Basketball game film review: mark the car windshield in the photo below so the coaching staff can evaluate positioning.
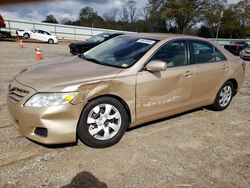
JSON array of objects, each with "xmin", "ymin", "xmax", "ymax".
[
  {"xmin": 82, "ymin": 36, "xmax": 158, "ymax": 68},
  {"xmin": 88, "ymin": 34, "xmax": 108, "ymax": 43}
]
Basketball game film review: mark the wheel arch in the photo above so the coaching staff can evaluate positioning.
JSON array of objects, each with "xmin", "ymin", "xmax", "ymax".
[
  {"xmin": 48, "ymin": 38, "xmax": 54, "ymax": 43},
  {"xmin": 89, "ymin": 94, "xmax": 131, "ymax": 124},
  {"xmin": 23, "ymin": 32, "xmax": 30, "ymax": 37},
  {"xmin": 76, "ymin": 94, "xmax": 132, "ymax": 136},
  {"xmin": 227, "ymin": 78, "xmax": 238, "ymax": 96}
]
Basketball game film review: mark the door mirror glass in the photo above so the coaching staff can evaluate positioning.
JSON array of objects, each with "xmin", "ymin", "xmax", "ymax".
[{"xmin": 146, "ymin": 60, "xmax": 167, "ymax": 72}]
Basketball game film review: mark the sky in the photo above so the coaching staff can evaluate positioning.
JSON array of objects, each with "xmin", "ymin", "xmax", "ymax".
[{"xmin": 0, "ymin": 0, "xmax": 240, "ymax": 23}]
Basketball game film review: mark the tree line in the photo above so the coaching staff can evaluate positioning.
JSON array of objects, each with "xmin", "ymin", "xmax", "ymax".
[{"xmin": 43, "ymin": 0, "xmax": 250, "ymax": 38}]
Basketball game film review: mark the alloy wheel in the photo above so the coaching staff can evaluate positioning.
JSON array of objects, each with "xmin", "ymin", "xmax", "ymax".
[
  {"xmin": 87, "ymin": 104, "xmax": 122, "ymax": 140},
  {"xmin": 219, "ymin": 85, "xmax": 232, "ymax": 107}
]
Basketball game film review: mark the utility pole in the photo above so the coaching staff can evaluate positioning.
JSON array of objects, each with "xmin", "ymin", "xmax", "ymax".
[{"xmin": 216, "ymin": 11, "xmax": 224, "ymax": 42}]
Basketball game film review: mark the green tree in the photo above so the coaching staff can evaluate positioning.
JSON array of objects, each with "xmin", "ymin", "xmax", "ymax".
[
  {"xmin": 77, "ymin": 7, "xmax": 104, "ymax": 27},
  {"xmin": 203, "ymin": 2, "xmax": 226, "ymax": 38},
  {"xmin": 197, "ymin": 25, "xmax": 212, "ymax": 38},
  {"xmin": 43, "ymin": 14, "xmax": 58, "ymax": 24},
  {"xmin": 162, "ymin": 0, "xmax": 223, "ymax": 34},
  {"xmin": 60, "ymin": 18, "xmax": 73, "ymax": 25},
  {"xmin": 147, "ymin": 0, "xmax": 167, "ymax": 32},
  {"xmin": 232, "ymin": 0, "xmax": 250, "ymax": 37},
  {"xmin": 78, "ymin": 7, "xmax": 98, "ymax": 21},
  {"xmin": 220, "ymin": 8, "xmax": 241, "ymax": 38}
]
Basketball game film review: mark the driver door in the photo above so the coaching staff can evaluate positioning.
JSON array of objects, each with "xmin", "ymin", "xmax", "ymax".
[{"xmin": 136, "ymin": 40, "xmax": 194, "ymax": 121}]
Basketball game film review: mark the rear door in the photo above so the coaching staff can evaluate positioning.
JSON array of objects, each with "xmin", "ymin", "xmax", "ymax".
[
  {"xmin": 30, "ymin": 30, "xmax": 40, "ymax": 41},
  {"xmin": 189, "ymin": 40, "xmax": 229, "ymax": 105},
  {"xmin": 38, "ymin": 30, "xmax": 49, "ymax": 42}
]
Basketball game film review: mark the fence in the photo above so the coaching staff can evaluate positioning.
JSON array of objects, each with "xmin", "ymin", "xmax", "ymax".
[
  {"xmin": 1, "ymin": 19, "xmax": 250, "ymax": 44},
  {"xmin": 2, "ymin": 19, "xmax": 134, "ymax": 40},
  {"xmin": 210, "ymin": 38, "xmax": 250, "ymax": 46}
]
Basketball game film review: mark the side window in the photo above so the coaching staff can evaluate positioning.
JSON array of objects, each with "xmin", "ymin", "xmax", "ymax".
[
  {"xmin": 44, "ymin": 31, "xmax": 50, "ymax": 35},
  {"xmin": 150, "ymin": 40, "xmax": 188, "ymax": 68},
  {"xmin": 214, "ymin": 47, "xmax": 227, "ymax": 61},
  {"xmin": 191, "ymin": 41, "xmax": 215, "ymax": 64}
]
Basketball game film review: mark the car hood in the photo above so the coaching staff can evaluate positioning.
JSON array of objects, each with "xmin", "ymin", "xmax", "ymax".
[{"xmin": 15, "ymin": 56, "xmax": 123, "ymax": 92}]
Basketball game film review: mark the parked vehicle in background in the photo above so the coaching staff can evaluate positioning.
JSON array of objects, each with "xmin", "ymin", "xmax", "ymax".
[
  {"xmin": 240, "ymin": 47, "xmax": 250, "ymax": 60},
  {"xmin": 16, "ymin": 29, "xmax": 58, "ymax": 44},
  {"xmin": 8, "ymin": 34, "xmax": 245, "ymax": 148},
  {"xmin": 16, "ymin": 29, "xmax": 33, "ymax": 39},
  {"xmin": 69, "ymin": 32, "xmax": 124, "ymax": 55},
  {"xmin": 0, "ymin": 14, "xmax": 12, "ymax": 38},
  {"xmin": 224, "ymin": 41, "xmax": 249, "ymax": 56}
]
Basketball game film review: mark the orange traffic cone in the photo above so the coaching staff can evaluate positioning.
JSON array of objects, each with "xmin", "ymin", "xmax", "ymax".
[
  {"xmin": 35, "ymin": 47, "xmax": 43, "ymax": 61},
  {"xmin": 19, "ymin": 40, "xmax": 24, "ymax": 48}
]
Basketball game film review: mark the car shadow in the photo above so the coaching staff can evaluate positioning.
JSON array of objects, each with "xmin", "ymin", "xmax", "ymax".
[
  {"xmin": 127, "ymin": 107, "xmax": 204, "ymax": 132},
  {"xmin": 61, "ymin": 171, "xmax": 107, "ymax": 188},
  {"xmin": 27, "ymin": 138, "xmax": 78, "ymax": 149}
]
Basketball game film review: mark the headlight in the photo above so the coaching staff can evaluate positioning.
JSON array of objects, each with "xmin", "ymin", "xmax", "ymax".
[{"xmin": 24, "ymin": 92, "xmax": 78, "ymax": 107}]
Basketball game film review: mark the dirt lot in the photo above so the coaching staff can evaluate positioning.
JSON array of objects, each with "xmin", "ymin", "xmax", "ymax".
[{"xmin": 0, "ymin": 41, "xmax": 249, "ymax": 188}]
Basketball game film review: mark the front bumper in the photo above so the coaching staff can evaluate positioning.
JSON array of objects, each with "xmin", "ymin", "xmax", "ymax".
[
  {"xmin": 240, "ymin": 51, "xmax": 250, "ymax": 60},
  {"xmin": 69, "ymin": 45, "xmax": 77, "ymax": 55},
  {"xmin": 7, "ymin": 79, "xmax": 84, "ymax": 144}
]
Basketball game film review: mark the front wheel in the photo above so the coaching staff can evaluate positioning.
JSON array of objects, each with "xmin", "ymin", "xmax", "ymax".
[
  {"xmin": 48, "ymin": 39, "xmax": 54, "ymax": 44},
  {"xmin": 23, "ymin": 33, "xmax": 30, "ymax": 39},
  {"xmin": 77, "ymin": 97, "xmax": 129, "ymax": 148},
  {"xmin": 209, "ymin": 81, "xmax": 234, "ymax": 111}
]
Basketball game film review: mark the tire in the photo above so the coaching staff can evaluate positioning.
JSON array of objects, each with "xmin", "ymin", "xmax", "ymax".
[
  {"xmin": 77, "ymin": 97, "xmax": 129, "ymax": 148},
  {"xmin": 48, "ymin": 39, "xmax": 54, "ymax": 44},
  {"xmin": 23, "ymin": 33, "xmax": 30, "ymax": 39},
  {"xmin": 209, "ymin": 81, "xmax": 234, "ymax": 111}
]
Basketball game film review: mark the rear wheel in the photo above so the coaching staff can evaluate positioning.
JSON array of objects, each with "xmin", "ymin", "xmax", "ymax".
[
  {"xmin": 48, "ymin": 39, "xmax": 54, "ymax": 44},
  {"xmin": 209, "ymin": 81, "xmax": 234, "ymax": 111},
  {"xmin": 23, "ymin": 33, "xmax": 30, "ymax": 39},
  {"xmin": 77, "ymin": 97, "xmax": 129, "ymax": 148}
]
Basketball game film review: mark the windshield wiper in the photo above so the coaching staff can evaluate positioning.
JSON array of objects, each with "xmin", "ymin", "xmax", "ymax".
[
  {"xmin": 79, "ymin": 54, "xmax": 103, "ymax": 65},
  {"xmin": 85, "ymin": 57, "xmax": 102, "ymax": 65}
]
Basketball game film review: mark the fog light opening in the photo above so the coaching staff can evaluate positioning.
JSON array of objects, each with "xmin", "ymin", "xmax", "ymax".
[{"xmin": 34, "ymin": 127, "xmax": 48, "ymax": 137}]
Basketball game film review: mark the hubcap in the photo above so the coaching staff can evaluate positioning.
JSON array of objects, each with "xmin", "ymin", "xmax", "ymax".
[
  {"xmin": 219, "ymin": 85, "xmax": 232, "ymax": 107},
  {"xmin": 87, "ymin": 104, "xmax": 121, "ymax": 140}
]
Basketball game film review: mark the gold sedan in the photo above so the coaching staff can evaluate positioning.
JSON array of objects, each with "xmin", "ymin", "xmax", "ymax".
[{"xmin": 8, "ymin": 34, "xmax": 246, "ymax": 148}]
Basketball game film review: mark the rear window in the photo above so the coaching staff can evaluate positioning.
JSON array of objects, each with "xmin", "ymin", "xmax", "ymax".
[
  {"xmin": 190, "ymin": 40, "xmax": 227, "ymax": 64},
  {"xmin": 214, "ymin": 47, "xmax": 227, "ymax": 61}
]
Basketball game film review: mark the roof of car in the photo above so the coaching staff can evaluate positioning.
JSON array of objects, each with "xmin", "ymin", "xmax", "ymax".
[
  {"xmin": 101, "ymin": 32, "xmax": 124, "ymax": 36},
  {"xmin": 125, "ymin": 33, "xmax": 206, "ymax": 41}
]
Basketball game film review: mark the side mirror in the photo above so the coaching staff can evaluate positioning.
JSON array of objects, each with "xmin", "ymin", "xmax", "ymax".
[{"xmin": 146, "ymin": 60, "xmax": 167, "ymax": 72}]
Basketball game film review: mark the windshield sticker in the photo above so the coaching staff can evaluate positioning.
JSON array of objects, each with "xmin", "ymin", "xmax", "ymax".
[
  {"xmin": 136, "ymin": 39, "xmax": 156, "ymax": 45},
  {"xmin": 121, "ymin": 63, "xmax": 129, "ymax": 67}
]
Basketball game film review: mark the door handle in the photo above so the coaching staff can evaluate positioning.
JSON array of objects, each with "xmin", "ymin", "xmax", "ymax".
[
  {"xmin": 184, "ymin": 71, "xmax": 192, "ymax": 77},
  {"xmin": 222, "ymin": 64, "xmax": 229, "ymax": 70}
]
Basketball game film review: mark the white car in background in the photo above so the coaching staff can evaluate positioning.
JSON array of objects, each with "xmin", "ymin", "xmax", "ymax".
[{"xmin": 16, "ymin": 29, "xmax": 58, "ymax": 44}]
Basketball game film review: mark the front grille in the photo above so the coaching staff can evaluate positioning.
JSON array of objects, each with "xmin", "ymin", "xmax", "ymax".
[{"xmin": 8, "ymin": 87, "xmax": 29, "ymax": 104}]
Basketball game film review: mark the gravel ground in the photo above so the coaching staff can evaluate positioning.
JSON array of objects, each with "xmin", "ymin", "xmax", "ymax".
[{"xmin": 0, "ymin": 41, "xmax": 249, "ymax": 188}]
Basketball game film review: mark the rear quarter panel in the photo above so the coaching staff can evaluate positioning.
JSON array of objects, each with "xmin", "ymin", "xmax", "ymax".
[{"xmin": 228, "ymin": 57, "xmax": 245, "ymax": 91}]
